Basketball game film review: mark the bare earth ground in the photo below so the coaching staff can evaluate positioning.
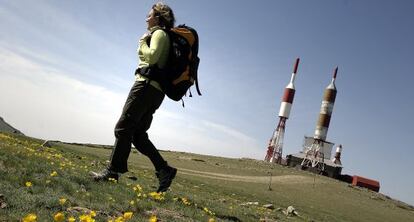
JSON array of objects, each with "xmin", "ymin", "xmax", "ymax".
[{"xmin": 177, "ymin": 168, "xmax": 315, "ymax": 184}]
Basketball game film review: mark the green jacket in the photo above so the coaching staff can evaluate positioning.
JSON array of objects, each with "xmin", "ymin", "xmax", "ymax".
[{"xmin": 136, "ymin": 26, "xmax": 170, "ymax": 91}]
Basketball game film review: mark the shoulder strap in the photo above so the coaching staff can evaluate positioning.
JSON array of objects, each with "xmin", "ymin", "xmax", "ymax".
[
  {"xmin": 193, "ymin": 57, "xmax": 202, "ymax": 96},
  {"xmin": 178, "ymin": 25, "xmax": 202, "ymax": 96}
]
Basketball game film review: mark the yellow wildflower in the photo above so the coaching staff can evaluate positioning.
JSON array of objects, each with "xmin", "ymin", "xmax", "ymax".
[
  {"xmin": 135, "ymin": 184, "xmax": 142, "ymax": 192},
  {"xmin": 90, "ymin": 211, "xmax": 97, "ymax": 217},
  {"xmin": 54, "ymin": 154, "xmax": 63, "ymax": 158},
  {"xmin": 114, "ymin": 216, "xmax": 124, "ymax": 222},
  {"xmin": 53, "ymin": 212, "xmax": 65, "ymax": 222},
  {"xmin": 203, "ymin": 207, "xmax": 215, "ymax": 216},
  {"xmin": 208, "ymin": 218, "xmax": 216, "ymax": 222},
  {"xmin": 148, "ymin": 192, "xmax": 164, "ymax": 201},
  {"xmin": 149, "ymin": 215, "xmax": 157, "ymax": 222},
  {"xmin": 79, "ymin": 214, "xmax": 95, "ymax": 222},
  {"xmin": 59, "ymin": 198, "xmax": 67, "ymax": 205},
  {"xmin": 129, "ymin": 200, "xmax": 135, "ymax": 205},
  {"xmin": 181, "ymin": 197, "xmax": 191, "ymax": 206},
  {"xmin": 68, "ymin": 216, "xmax": 76, "ymax": 222},
  {"xmin": 79, "ymin": 215, "xmax": 87, "ymax": 222},
  {"xmin": 25, "ymin": 181, "xmax": 33, "ymax": 187},
  {"xmin": 123, "ymin": 212, "xmax": 133, "ymax": 220},
  {"xmin": 50, "ymin": 171, "xmax": 58, "ymax": 177},
  {"xmin": 108, "ymin": 178, "xmax": 117, "ymax": 183},
  {"xmin": 22, "ymin": 213, "xmax": 37, "ymax": 222}
]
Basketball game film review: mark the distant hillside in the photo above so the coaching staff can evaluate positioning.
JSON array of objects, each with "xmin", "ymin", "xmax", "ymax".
[{"xmin": 0, "ymin": 117, "xmax": 24, "ymax": 135}]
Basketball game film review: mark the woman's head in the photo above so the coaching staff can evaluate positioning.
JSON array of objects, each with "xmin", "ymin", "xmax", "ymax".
[{"xmin": 146, "ymin": 2, "xmax": 175, "ymax": 30}]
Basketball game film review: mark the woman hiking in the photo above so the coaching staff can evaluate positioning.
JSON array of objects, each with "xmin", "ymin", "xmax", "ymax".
[{"xmin": 91, "ymin": 2, "xmax": 177, "ymax": 193}]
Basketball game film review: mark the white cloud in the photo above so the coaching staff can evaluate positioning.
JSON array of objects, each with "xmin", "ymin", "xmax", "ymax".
[
  {"xmin": 0, "ymin": 1, "xmax": 132, "ymax": 90},
  {"xmin": 201, "ymin": 120, "xmax": 256, "ymax": 144},
  {"xmin": 0, "ymin": 47, "xmax": 124, "ymax": 144},
  {"xmin": 150, "ymin": 110, "xmax": 263, "ymax": 159},
  {"xmin": 0, "ymin": 46, "xmax": 263, "ymax": 159}
]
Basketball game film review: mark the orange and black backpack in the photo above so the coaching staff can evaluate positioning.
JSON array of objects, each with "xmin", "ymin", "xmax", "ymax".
[
  {"xmin": 138, "ymin": 24, "xmax": 201, "ymax": 103},
  {"xmin": 165, "ymin": 25, "xmax": 201, "ymax": 101}
]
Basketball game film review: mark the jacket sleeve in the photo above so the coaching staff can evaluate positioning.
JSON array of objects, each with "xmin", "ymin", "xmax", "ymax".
[{"xmin": 139, "ymin": 30, "xmax": 168, "ymax": 65}]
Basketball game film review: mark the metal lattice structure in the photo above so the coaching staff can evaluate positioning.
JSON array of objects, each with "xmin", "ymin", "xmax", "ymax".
[
  {"xmin": 265, "ymin": 118, "xmax": 286, "ymax": 163},
  {"xmin": 300, "ymin": 68, "xmax": 339, "ymax": 173},
  {"xmin": 264, "ymin": 58, "xmax": 300, "ymax": 164},
  {"xmin": 301, "ymin": 139, "xmax": 326, "ymax": 172}
]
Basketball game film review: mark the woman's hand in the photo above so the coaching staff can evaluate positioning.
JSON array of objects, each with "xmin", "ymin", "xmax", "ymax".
[{"xmin": 139, "ymin": 32, "xmax": 151, "ymax": 43}]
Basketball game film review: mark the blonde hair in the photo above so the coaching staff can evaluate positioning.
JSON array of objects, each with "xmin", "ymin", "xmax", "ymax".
[{"xmin": 152, "ymin": 2, "xmax": 175, "ymax": 29}]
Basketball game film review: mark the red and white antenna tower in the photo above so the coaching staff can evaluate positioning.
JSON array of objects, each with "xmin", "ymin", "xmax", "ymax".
[
  {"xmin": 265, "ymin": 58, "xmax": 300, "ymax": 163},
  {"xmin": 301, "ymin": 67, "xmax": 338, "ymax": 171}
]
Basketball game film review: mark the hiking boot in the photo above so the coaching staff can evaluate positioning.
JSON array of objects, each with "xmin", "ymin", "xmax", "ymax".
[
  {"xmin": 156, "ymin": 166, "xmax": 177, "ymax": 192},
  {"xmin": 90, "ymin": 168, "xmax": 120, "ymax": 182}
]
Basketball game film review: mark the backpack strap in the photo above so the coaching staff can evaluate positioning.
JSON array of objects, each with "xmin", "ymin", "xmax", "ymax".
[
  {"xmin": 193, "ymin": 57, "xmax": 202, "ymax": 96},
  {"xmin": 183, "ymin": 25, "xmax": 202, "ymax": 96}
]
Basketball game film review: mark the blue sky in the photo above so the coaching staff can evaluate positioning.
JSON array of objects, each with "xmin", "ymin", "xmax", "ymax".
[{"xmin": 1, "ymin": 0, "xmax": 413, "ymax": 205}]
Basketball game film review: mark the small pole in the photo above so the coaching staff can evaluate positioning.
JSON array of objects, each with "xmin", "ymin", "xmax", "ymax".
[{"xmin": 268, "ymin": 171, "xmax": 273, "ymax": 191}]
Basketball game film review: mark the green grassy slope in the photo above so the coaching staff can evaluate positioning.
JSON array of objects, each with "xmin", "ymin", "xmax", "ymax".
[{"xmin": 0, "ymin": 133, "xmax": 413, "ymax": 222}]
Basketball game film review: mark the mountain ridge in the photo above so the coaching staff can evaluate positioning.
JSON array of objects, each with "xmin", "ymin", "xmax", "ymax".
[{"xmin": 0, "ymin": 116, "xmax": 24, "ymax": 135}]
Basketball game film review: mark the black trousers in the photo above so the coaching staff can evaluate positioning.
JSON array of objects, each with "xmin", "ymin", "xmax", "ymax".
[{"xmin": 109, "ymin": 80, "xmax": 167, "ymax": 173}]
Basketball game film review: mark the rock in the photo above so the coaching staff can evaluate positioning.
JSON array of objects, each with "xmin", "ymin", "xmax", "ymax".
[
  {"xmin": 42, "ymin": 140, "xmax": 52, "ymax": 147},
  {"xmin": 262, "ymin": 204, "xmax": 275, "ymax": 209},
  {"xmin": 259, "ymin": 217, "xmax": 278, "ymax": 222},
  {"xmin": 67, "ymin": 206, "xmax": 92, "ymax": 214},
  {"xmin": 90, "ymin": 160, "xmax": 99, "ymax": 166},
  {"xmin": 241, "ymin": 201, "xmax": 259, "ymax": 206},
  {"xmin": 80, "ymin": 184, "xmax": 86, "ymax": 192},
  {"xmin": 283, "ymin": 206, "xmax": 298, "ymax": 216},
  {"xmin": 370, "ymin": 195, "xmax": 384, "ymax": 201},
  {"xmin": 0, "ymin": 194, "xmax": 6, "ymax": 209}
]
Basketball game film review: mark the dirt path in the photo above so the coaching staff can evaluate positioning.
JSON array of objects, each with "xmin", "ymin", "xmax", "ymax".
[{"xmin": 177, "ymin": 168, "xmax": 318, "ymax": 184}]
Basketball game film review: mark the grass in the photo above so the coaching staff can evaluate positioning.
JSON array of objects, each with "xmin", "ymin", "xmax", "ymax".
[{"xmin": 0, "ymin": 132, "xmax": 413, "ymax": 222}]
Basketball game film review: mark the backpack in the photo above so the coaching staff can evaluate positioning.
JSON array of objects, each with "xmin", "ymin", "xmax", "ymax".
[
  {"xmin": 137, "ymin": 25, "xmax": 201, "ymax": 102},
  {"xmin": 164, "ymin": 25, "xmax": 201, "ymax": 101}
]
